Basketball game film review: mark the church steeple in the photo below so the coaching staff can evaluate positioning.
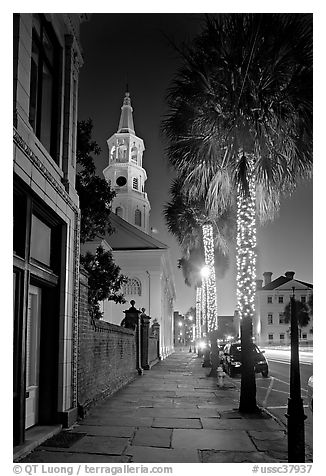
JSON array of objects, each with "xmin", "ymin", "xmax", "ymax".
[
  {"xmin": 118, "ymin": 90, "xmax": 135, "ymax": 134},
  {"xmin": 103, "ymin": 90, "xmax": 151, "ymax": 234}
]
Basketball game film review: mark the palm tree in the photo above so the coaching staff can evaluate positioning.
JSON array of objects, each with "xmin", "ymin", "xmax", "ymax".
[
  {"xmin": 165, "ymin": 177, "xmax": 235, "ymax": 333},
  {"xmin": 164, "ymin": 177, "xmax": 235, "ymax": 371},
  {"xmin": 284, "ymin": 300, "xmax": 311, "ymax": 331},
  {"xmin": 162, "ymin": 14, "xmax": 312, "ymax": 412}
]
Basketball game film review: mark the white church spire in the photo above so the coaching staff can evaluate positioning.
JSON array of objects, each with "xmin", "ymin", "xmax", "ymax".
[
  {"xmin": 103, "ymin": 90, "xmax": 151, "ymax": 234},
  {"xmin": 118, "ymin": 90, "xmax": 135, "ymax": 134}
]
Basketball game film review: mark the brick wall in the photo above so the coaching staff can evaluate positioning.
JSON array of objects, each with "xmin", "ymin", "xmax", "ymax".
[{"xmin": 78, "ymin": 269, "xmax": 138, "ymax": 416}]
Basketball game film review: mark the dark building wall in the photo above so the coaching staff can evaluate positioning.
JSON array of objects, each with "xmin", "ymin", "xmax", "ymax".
[{"xmin": 78, "ymin": 269, "xmax": 138, "ymax": 415}]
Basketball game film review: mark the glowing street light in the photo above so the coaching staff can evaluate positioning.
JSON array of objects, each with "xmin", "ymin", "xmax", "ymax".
[{"xmin": 201, "ymin": 265, "xmax": 210, "ymax": 279}]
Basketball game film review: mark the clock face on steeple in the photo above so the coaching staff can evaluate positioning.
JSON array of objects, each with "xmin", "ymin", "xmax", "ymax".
[{"xmin": 116, "ymin": 176, "xmax": 127, "ymax": 186}]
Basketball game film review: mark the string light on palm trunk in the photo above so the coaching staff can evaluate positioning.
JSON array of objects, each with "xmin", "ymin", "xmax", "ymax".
[
  {"xmin": 202, "ymin": 224, "xmax": 218, "ymax": 332},
  {"xmin": 201, "ymin": 277, "xmax": 207, "ymax": 337},
  {"xmin": 236, "ymin": 155, "xmax": 257, "ymax": 320},
  {"xmin": 195, "ymin": 285, "xmax": 202, "ymax": 340}
]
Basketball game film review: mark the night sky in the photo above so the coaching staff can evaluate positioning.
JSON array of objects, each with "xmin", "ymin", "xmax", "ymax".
[{"xmin": 78, "ymin": 13, "xmax": 313, "ymax": 316}]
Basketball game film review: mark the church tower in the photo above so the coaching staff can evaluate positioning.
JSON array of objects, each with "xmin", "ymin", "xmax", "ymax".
[{"xmin": 103, "ymin": 91, "xmax": 151, "ymax": 234}]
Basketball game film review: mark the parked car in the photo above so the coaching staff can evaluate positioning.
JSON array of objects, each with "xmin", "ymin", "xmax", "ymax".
[
  {"xmin": 222, "ymin": 342, "xmax": 269, "ymax": 378},
  {"xmin": 307, "ymin": 376, "xmax": 313, "ymax": 411}
]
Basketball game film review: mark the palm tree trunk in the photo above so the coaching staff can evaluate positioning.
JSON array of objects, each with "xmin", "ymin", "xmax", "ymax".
[
  {"xmin": 202, "ymin": 223, "xmax": 218, "ymax": 332},
  {"xmin": 239, "ymin": 317, "xmax": 258, "ymax": 412},
  {"xmin": 237, "ymin": 156, "xmax": 259, "ymax": 412},
  {"xmin": 195, "ymin": 285, "xmax": 202, "ymax": 352}
]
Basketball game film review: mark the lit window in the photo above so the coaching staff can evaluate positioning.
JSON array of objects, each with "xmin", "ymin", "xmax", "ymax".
[
  {"xmin": 135, "ymin": 209, "xmax": 141, "ymax": 226},
  {"xmin": 278, "ymin": 296, "xmax": 284, "ymax": 303},
  {"xmin": 123, "ymin": 278, "xmax": 141, "ymax": 296},
  {"xmin": 267, "ymin": 313, "xmax": 273, "ymax": 325},
  {"xmin": 132, "ymin": 178, "xmax": 138, "ymax": 190},
  {"xmin": 279, "ymin": 313, "xmax": 286, "ymax": 324},
  {"xmin": 268, "ymin": 334, "xmax": 274, "ymax": 340},
  {"xmin": 267, "ymin": 296, "xmax": 272, "ymax": 304}
]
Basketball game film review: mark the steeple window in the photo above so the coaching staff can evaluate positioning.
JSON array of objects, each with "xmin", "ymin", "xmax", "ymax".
[
  {"xmin": 131, "ymin": 144, "xmax": 138, "ymax": 163},
  {"xmin": 132, "ymin": 177, "xmax": 139, "ymax": 190},
  {"xmin": 110, "ymin": 146, "xmax": 116, "ymax": 162},
  {"xmin": 135, "ymin": 209, "xmax": 142, "ymax": 227},
  {"xmin": 117, "ymin": 141, "xmax": 128, "ymax": 162}
]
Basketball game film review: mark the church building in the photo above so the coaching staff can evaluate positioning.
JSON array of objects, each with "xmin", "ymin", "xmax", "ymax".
[{"xmin": 101, "ymin": 91, "xmax": 176, "ymax": 359}]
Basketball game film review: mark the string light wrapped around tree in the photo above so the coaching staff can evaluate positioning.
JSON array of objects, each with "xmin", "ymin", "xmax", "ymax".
[
  {"xmin": 195, "ymin": 285, "xmax": 202, "ymax": 340},
  {"xmin": 236, "ymin": 155, "xmax": 257, "ymax": 321},
  {"xmin": 202, "ymin": 224, "xmax": 218, "ymax": 332},
  {"xmin": 201, "ymin": 276, "xmax": 207, "ymax": 338}
]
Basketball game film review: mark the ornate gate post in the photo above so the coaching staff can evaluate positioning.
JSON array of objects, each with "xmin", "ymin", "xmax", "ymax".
[
  {"xmin": 151, "ymin": 321, "xmax": 161, "ymax": 361},
  {"xmin": 122, "ymin": 300, "xmax": 143, "ymax": 375},
  {"xmin": 140, "ymin": 308, "xmax": 151, "ymax": 370}
]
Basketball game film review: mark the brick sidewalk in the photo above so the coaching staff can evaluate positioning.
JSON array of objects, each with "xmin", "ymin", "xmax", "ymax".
[{"xmin": 18, "ymin": 350, "xmax": 289, "ymax": 463}]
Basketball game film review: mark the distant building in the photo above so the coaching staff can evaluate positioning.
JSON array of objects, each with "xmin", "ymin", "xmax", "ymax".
[
  {"xmin": 173, "ymin": 312, "xmax": 185, "ymax": 345},
  {"xmin": 217, "ymin": 315, "xmax": 238, "ymax": 342},
  {"xmin": 173, "ymin": 311, "xmax": 195, "ymax": 346},
  {"xmin": 100, "ymin": 92, "xmax": 176, "ymax": 358},
  {"xmin": 13, "ymin": 14, "xmax": 88, "ymax": 447},
  {"xmin": 254, "ymin": 271, "xmax": 313, "ymax": 346}
]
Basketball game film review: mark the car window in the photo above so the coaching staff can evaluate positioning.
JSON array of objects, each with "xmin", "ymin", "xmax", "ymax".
[
  {"xmin": 230, "ymin": 344, "xmax": 262, "ymax": 355},
  {"xmin": 230, "ymin": 345, "xmax": 241, "ymax": 357}
]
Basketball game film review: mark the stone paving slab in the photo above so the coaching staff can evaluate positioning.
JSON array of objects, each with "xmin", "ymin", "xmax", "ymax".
[
  {"xmin": 124, "ymin": 445, "xmax": 200, "ymax": 463},
  {"xmin": 21, "ymin": 449, "xmax": 131, "ymax": 463},
  {"xmin": 132, "ymin": 428, "xmax": 172, "ymax": 448},
  {"xmin": 248, "ymin": 430, "xmax": 288, "ymax": 461},
  {"xmin": 79, "ymin": 416, "xmax": 154, "ymax": 427},
  {"xmin": 152, "ymin": 418, "xmax": 202, "ymax": 429},
  {"xmin": 201, "ymin": 417, "xmax": 283, "ymax": 430},
  {"xmin": 172, "ymin": 429, "xmax": 257, "ymax": 451},
  {"xmin": 131, "ymin": 407, "xmax": 218, "ymax": 418},
  {"xmin": 40, "ymin": 435, "xmax": 129, "ymax": 455},
  {"xmin": 200, "ymin": 450, "xmax": 282, "ymax": 463},
  {"xmin": 71, "ymin": 425, "xmax": 135, "ymax": 438},
  {"xmin": 219, "ymin": 409, "xmax": 271, "ymax": 419}
]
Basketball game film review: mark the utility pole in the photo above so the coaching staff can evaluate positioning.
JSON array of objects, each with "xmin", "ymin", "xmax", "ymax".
[{"xmin": 286, "ymin": 287, "xmax": 306, "ymax": 462}]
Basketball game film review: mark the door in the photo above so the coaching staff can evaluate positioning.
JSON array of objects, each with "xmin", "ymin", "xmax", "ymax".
[{"xmin": 25, "ymin": 285, "xmax": 42, "ymax": 429}]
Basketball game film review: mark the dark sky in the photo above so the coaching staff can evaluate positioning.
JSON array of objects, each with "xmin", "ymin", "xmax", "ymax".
[{"xmin": 78, "ymin": 13, "xmax": 313, "ymax": 316}]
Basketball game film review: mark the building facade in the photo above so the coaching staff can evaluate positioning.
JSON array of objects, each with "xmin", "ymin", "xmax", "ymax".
[
  {"xmin": 254, "ymin": 271, "xmax": 313, "ymax": 346},
  {"xmin": 101, "ymin": 92, "xmax": 176, "ymax": 359},
  {"xmin": 13, "ymin": 13, "xmax": 87, "ymax": 447}
]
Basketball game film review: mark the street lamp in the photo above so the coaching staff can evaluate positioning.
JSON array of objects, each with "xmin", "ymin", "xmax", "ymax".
[
  {"xmin": 286, "ymin": 287, "xmax": 306, "ymax": 462},
  {"xmin": 201, "ymin": 265, "xmax": 210, "ymax": 279}
]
